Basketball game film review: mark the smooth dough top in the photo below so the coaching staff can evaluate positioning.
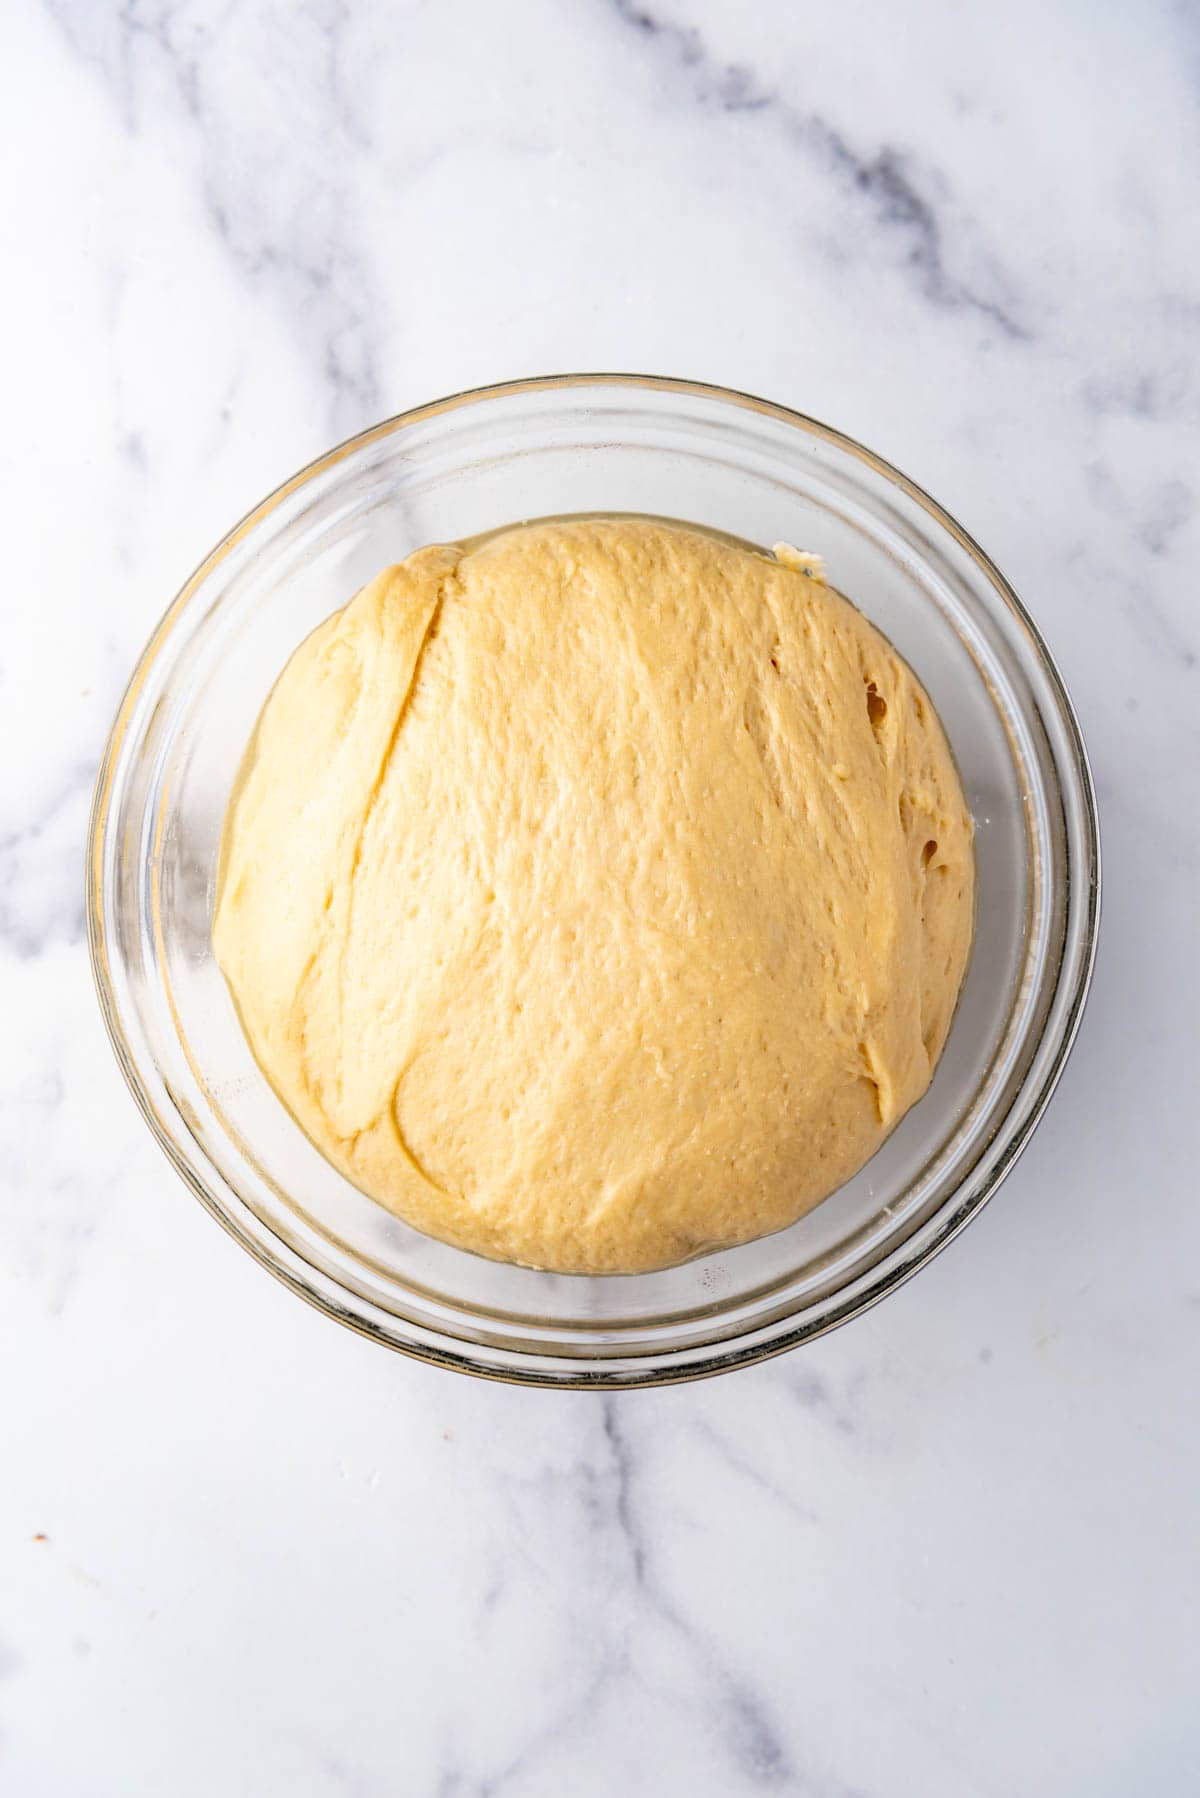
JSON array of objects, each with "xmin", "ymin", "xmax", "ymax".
[{"xmin": 214, "ymin": 519, "xmax": 974, "ymax": 1273}]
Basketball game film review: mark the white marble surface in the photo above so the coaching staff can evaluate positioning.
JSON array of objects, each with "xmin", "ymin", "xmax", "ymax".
[{"xmin": 2, "ymin": 0, "xmax": 1198, "ymax": 1791}]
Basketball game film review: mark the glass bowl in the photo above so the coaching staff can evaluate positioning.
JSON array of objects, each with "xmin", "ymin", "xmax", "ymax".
[{"xmin": 88, "ymin": 375, "xmax": 1100, "ymax": 1387}]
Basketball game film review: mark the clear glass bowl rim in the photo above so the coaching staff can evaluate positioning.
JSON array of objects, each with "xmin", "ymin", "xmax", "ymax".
[{"xmin": 87, "ymin": 372, "xmax": 1101, "ymax": 1387}]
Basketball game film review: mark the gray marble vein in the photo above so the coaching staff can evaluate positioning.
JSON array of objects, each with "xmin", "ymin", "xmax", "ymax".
[
  {"xmin": 46, "ymin": 0, "xmax": 387, "ymax": 433},
  {"xmin": 608, "ymin": 0, "xmax": 1030, "ymax": 338},
  {"xmin": 0, "ymin": 759, "xmax": 93, "ymax": 957}
]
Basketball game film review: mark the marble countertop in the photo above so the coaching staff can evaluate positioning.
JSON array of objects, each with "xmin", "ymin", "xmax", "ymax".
[{"xmin": 3, "ymin": 1, "xmax": 1198, "ymax": 1792}]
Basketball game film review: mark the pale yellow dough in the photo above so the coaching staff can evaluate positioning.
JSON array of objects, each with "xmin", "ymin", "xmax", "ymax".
[{"xmin": 214, "ymin": 519, "xmax": 974, "ymax": 1273}]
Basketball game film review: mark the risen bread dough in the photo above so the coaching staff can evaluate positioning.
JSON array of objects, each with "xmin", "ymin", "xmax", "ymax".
[{"xmin": 214, "ymin": 519, "xmax": 974, "ymax": 1273}]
